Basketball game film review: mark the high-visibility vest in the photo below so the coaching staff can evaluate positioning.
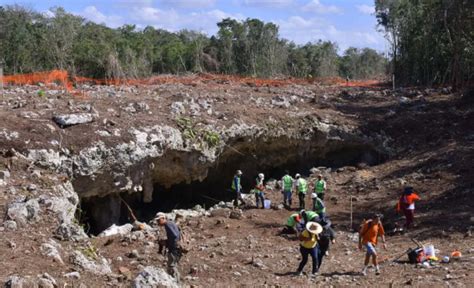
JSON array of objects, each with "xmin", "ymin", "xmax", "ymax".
[
  {"xmin": 304, "ymin": 211, "xmax": 319, "ymax": 221},
  {"xmin": 231, "ymin": 176, "xmax": 241, "ymax": 191},
  {"xmin": 315, "ymin": 180, "xmax": 325, "ymax": 193},
  {"xmin": 313, "ymin": 199, "xmax": 326, "ymax": 214},
  {"xmin": 298, "ymin": 178, "xmax": 308, "ymax": 194},
  {"xmin": 282, "ymin": 175, "xmax": 293, "ymax": 190}
]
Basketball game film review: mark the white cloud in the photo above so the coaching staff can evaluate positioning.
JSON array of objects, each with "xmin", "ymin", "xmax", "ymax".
[
  {"xmin": 159, "ymin": 0, "xmax": 217, "ymax": 9},
  {"xmin": 239, "ymin": 0, "xmax": 294, "ymax": 7},
  {"xmin": 130, "ymin": 7, "xmax": 242, "ymax": 34},
  {"xmin": 356, "ymin": 4, "xmax": 374, "ymax": 15},
  {"xmin": 81, "ymin": 6, "xmax": 124, "ymax": 28},
  {"xmin": 302, "ymin": 0, "xmax": 341, "ymax": 14},
  {"xmin": 276, "ymin": 15, "xmax": 385, "ymax": 51}
]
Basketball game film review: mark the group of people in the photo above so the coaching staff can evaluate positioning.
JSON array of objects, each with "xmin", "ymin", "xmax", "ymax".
[{"xmin": 154, "ymin": 168, "xmax": 421, "ymax": 281}]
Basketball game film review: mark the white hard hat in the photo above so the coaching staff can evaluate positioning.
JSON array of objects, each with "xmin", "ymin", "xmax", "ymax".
[
  {"xmin": 236, "ymin": 170, "xmax": 243, "ymax": 175},
  {"xmin": 311, "ymin": 193, "xmax": 317, "ymax": 199},
  {"xmin": 155, "ymin": 212, "xmax": 166, "ymax": 220},
  {"xmin": 295, "ymin": 173, "xmax": 301, "ymax": 178},
  {"xmin": 258, "ymin": 173, "xmax": 264, "ymax": 179}
]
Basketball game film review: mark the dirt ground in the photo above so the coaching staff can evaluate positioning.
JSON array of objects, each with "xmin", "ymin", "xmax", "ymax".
[{"xmin": 0, "ymin": 80, "xmax": 473, "ymax": 287}]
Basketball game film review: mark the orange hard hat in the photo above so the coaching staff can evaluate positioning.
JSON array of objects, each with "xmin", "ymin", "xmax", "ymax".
[{"xmin": 451, "ymin": 251, "xmax": 462, "ymax": 258}]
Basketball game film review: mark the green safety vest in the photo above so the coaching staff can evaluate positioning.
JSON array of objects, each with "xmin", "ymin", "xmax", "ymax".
[
  {"xmin": 313, "ymin": 199, "xmax": 326, "ymax": 214},
  {"xmin": 282, "ymin": 175, "xmax": 293, "ymax": 190},
  {"xmin": 305, "ymin": 211, "xmax": 319, "ymax": 221},
  {"xmin": 287, "ymin": 213, "xmax": 299, "ymax": 227},
  {"xmin": 315, "ymin": 180, "xmax": 325, "ymax": 193},
  {"xmin": 231, "ymin": 176, "xmax": 241, "ymax": 191},
  {"xmin": 298, "ymin": 178, "xmax": 308, "ymax": 194}
]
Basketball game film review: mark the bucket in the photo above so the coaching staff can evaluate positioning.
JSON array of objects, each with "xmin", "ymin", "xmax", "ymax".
[
  {"xmin": 263, "ymin": 199, "xmax": 271, "ymax": 209},
  {"xmin": 424, "ymin": 244, "xmax": 435, "ymax": 257}
]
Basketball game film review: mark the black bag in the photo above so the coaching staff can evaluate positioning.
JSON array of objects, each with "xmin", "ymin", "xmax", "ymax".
[{"xmin": 408, "ymin": 247, "xmax": 424, "ymax": 264}]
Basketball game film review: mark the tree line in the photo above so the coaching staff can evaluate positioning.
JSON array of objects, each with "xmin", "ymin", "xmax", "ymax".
[
  {"xmin": 375, "ymin": 0, "xmax": 473, "ymax": 88},
  {"xmin": 0, "ymin": 5, "xmax": 388, "ymax": 80}
]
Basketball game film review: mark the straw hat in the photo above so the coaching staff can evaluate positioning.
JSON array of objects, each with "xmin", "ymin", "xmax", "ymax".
[{"xmin": 306, "ymin": 221, "xmax": 323, "ymax": 235}]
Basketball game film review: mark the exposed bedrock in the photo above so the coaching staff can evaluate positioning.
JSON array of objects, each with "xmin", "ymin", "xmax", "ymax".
[{"xmin": 68, "ymin": 116, "xmax": 389, "ymax": 234}]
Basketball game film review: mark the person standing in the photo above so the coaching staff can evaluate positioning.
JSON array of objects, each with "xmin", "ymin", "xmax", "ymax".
[
  {"xmin": 396, "ymin": 186, "xmax": 421, "ymax": 229},
  {"xmin": 317, "ymin": 218, "xmax": 336, "ymax": 270},
  {"xmin": 314, "ymin": 174, "xmax": 327, "ymax": 200},
  {"xmin": 358, "ymin": 214, "xmax": 387, "ymax": 276},
  {"xmin": 254, "ymin": 173, "xmax": 265, "ymax": 209},
  {"xmin": 231, "ymin": 170, "xmax": 244, "ymax": 207},
  {"xmin": 311, "ymin": 193, "xmax": 326, "ymax": 220},
  {"xmin": 295, "ymin": 174, "xmax": 308, "ymax": 209},
  {"xmin": 296, "ymin": 222, "xmax": 323, "ymax": 277},
  {"xmin": 156, "ymin": 213, "xmax": 182, "ymax": 281},
  {"xmin": 281, "ymin": 171, "xmax": 294, "ymax": 208}
]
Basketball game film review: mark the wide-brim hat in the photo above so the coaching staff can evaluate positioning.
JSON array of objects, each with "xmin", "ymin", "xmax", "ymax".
[{"xmin": 306, "ymin": 221, "xmax": 323, "ymax": 235}]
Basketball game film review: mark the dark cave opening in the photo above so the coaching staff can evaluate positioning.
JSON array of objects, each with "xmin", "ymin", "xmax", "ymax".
[{"xmin": 79, "ymin": 141, "xmax": 386, "ymax": 235}]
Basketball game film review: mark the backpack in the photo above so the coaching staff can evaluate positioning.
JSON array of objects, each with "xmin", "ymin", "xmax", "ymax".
[
  {"xmin": 408, "ymin": 247, "xmax": 425, "ymax": 263},
  {"xmin": 178, "ymin": 227, "xmax": 193, "ymax": 254}
]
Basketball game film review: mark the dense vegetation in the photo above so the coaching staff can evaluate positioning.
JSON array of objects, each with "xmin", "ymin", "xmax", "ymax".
[
  {"xmin": 0, "ymin": 5, "xmax": 387, "ymax": 80},
  {"xmin": 375, "ymin": 0, "xmax": 473, "ymax": 88}
]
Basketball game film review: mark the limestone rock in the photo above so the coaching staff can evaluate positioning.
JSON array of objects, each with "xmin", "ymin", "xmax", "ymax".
[
  {"xmin": 98, "ymin": 223, "xmax": 133, "ymax": 237},
  {"xmin": 40, "ymin": 239, "xmax": 64, "ymax": 264},
  {"xmin": 53, "ymin": 113, "xmax": 94, "ymax": 127},
  {"xmin": 6, "ymin": 198, "xmax": 40, "ymax": 227},
  {"xmin": 133, "ymin": 266, "xmax": 179, "ymax": 288},
  {"xmin": 55, "ymin": 222, "xmax": 88, "ymax": 242},
  {"xmin": 70, "ymin": 250, "xmax": 112, "ymax": 275}
]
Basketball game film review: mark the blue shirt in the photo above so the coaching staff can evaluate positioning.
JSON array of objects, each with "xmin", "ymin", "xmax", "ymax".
[{"xmin": 164, "ymin": 221, "xmax": 180, "ymax": 250}]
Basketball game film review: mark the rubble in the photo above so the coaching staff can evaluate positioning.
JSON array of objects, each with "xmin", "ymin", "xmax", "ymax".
[{"xmin": 53, "ymin": 113, "xmax": 94, "ymax": 127}]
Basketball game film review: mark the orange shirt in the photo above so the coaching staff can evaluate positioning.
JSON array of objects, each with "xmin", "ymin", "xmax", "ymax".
[
  {"xmin": 360, "ymin": 221, "xmax": 385, "ymax": 245},
  {"xmin": 397, "ymin": 193, "xmax": 421, "ymax": 211}
]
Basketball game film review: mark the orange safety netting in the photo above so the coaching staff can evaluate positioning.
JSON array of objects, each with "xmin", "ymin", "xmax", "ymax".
[{"xmin": 1, "ymin": 70, "xmax": 384, "ymax": 91}]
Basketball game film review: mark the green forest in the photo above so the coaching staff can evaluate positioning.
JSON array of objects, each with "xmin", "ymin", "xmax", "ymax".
[
  {"xmin": 375, "ymin": 0, "xmax": 473, "ymax": 87},
  {"xmin": 1, "ymin": 1, "xmax": 473, "ymax": 88},
  {"xmin": 0, "ymin": 5, "xmax": 387, "ymax": 80}
]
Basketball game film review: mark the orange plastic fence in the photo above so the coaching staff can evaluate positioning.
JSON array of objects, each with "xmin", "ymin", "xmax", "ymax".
[{"xmin": 1, "ymin": 70, "xmax": 383, "ymax": 90}]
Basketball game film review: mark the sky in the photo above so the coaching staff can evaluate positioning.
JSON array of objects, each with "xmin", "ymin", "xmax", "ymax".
[{"xmin": 0, "ymin": 0, "xmax": 388, "ymax": 53}]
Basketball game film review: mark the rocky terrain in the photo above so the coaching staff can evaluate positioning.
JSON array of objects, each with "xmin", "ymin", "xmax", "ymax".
[{"xmin": 0, "ymin": 78, "xmax": 472, "ymax": 287}]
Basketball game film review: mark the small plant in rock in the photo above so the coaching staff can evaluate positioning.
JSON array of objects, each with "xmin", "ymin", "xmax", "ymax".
[
  {"xmin": 82, "ymin": 243, "xmax": 99, "ymax": 260},
  {"xmin": 176, "ymin": 117, "xmax": 197, "ymax": 140},
  {"xmin": 202, "ymin": 130, "xmax": 220, "ymax": 148},
  {"xmin": 37, "ymin": 90, "xmax": 45, "ymax": 97}
]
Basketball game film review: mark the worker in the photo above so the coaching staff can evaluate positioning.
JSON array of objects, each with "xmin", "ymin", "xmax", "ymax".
[
  {"xmin": 156, "ymin": 212, "xmax": 182, "ymax": 281},
  {"xmin": 281, "ymin": 170, "xmax": 294, "ymax": 208},
  {"xmin": 314, "ymin": 174, "xmax": 327, "ymax": 200},
  {"xmin": 358, "ymin": 214, "xmax": 387, "ymax": 276},
  {"xmin": 231, "ymin": 170, "xmax": 244, "ymax": 207},
  {"xmin": 254, "ymin": 173, "xmax": 265, "ymax": 209},
  {"xmin": 295, "ymin": 221, "xmax": 323, "ymax": 277},
  {"xmin": 281, "ymin": 213, "xmax": 303, "ymax": 235},
  {"xmin": 311, "ymin": 193, "xmax": 326, "ymax": 219},
  {"xmin": 295, "ymin": 173, "xmax": 308, "ymax": 209},
  {"xmin": 317, "ymin": 218, "xmax": 336, "ymax": 270},
  {"xmin": 300, "ymin": 209, "xmax": 319, "ymax": 225},
  {"xmin": 396, "ymin": 186, "xmax": 421, "ymax": 229}
]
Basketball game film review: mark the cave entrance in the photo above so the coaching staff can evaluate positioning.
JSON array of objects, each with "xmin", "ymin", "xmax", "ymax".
[{"xmin": 79, "ymin": 140, "xmax": 386, "ymax": 235}]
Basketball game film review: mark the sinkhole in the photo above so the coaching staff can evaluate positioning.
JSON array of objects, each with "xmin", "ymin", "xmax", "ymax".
[{"xmin": 78, "ymin": 139, "xmax": 386, "ymax": 235}]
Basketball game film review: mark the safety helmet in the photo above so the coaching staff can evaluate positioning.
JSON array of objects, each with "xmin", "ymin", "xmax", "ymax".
[
  {"xmin": 311, "ymin": 193, "xmax": 317, "ymax": 199},
  {"xmin": 236, "ymin": 170, "xmax": 243, "ymax": 176},
  {"xmin": 258, "ymin": 173, "xmax": 264, "ymax": 179},
  {"xmin": 295, "ymin": 173, "xmax": 301, "ymax": 178}
]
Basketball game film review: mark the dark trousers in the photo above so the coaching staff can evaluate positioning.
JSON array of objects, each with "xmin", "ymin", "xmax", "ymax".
[
  {"xmin": 233, "ymin": 190, "xmax": 243, "ymax": 207},
  {"xmin": 297, "ymin": 245, "xmax": 319, "ymax": 274},
  {"xmin": 317, "ymin": 241, "xmax": 329, "ymax": 269},
  {"xmin": 317, "ymin": 193, "xmax": 325, "ymax": 200},
  {"xmin": 255, "ymin": 191, "xmax": 264, "ymax": 208},
  {"xmin": 404, "ymin": 209, "xmax": 415, "ymax": 228},
  {"xmin": 298, "ymin": 193, "xmax": 306, "ymax": 209}
]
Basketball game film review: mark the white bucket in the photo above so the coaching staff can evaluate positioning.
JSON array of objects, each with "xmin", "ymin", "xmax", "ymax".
[
  {"xmin": 424, "ymin": 244, "xmax": 435, "ymax": 257},
  {"xmin": 263, "ymin": 199, "xmax": 271, "ymax": 209}
]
